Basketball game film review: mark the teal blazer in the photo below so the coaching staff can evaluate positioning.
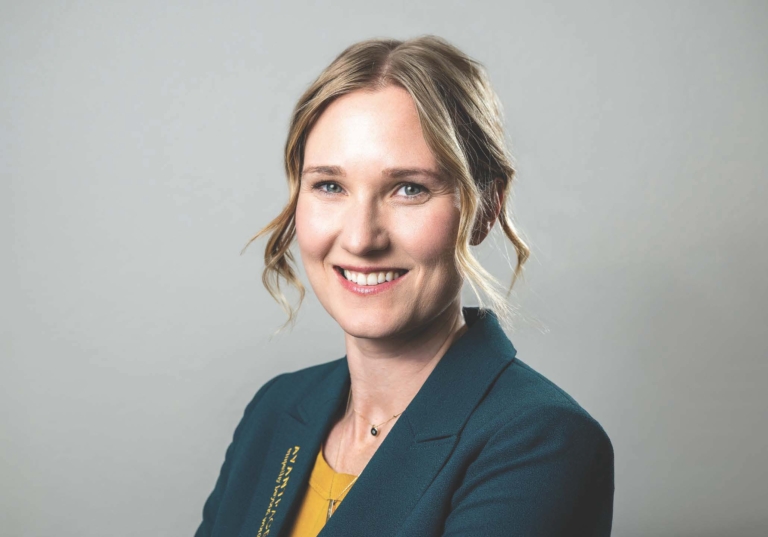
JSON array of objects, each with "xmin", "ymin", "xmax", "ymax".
[{"xmin": 195, "ymin": 308, "xmax": 614, "ymax": 536}]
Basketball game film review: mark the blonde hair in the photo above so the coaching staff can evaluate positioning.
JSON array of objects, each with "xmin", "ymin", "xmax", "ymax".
[{"xmin": 243, "ymin": 35, "xmax": 529, "ymax": 327}]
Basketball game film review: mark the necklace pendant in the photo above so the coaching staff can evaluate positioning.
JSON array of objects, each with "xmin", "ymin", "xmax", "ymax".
[
  {"xmin": 370, "ymin": 426, "xmax": 378, "ymax": 436},
  {"xmin": 327, "ymin": 499, "xmax": 336, "ymax": 521}
]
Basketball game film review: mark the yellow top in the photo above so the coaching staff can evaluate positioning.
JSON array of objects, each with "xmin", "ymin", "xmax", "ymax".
[{"xmin": 287, "ymin": 448, "xmax": 358, "ymax": 537}]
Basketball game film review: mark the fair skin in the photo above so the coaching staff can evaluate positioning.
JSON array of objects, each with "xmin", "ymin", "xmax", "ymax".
[{"xmin": 294, "ymin": 85, "xmax": 498, "ymax": 475}]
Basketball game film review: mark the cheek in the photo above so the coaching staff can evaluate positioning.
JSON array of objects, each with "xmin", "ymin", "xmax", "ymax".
[
  {"xmin": 295, "ymin": 192, "xmax": 340, "ymax": 274},
  {"xmin": 295, "ymin": 196, "xmax": 335, "ymax": 262},
  {"xmin": 397, "ymin": 203, "xmax": 461, "ymax": 269}
]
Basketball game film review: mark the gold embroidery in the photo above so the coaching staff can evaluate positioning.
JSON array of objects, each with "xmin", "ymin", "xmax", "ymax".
[{"xmin": 257, "ymin": 446, "xmax": 300, "ymax": 537}]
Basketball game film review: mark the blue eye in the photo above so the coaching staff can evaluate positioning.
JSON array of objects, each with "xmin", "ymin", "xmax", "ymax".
[
  {"xmin": 398, "ymin": 184, "xmax": 425, "ymax": 197},
  {"xmin": 315, "ymin": 182, "xmax": 343, "ymax": 194}
]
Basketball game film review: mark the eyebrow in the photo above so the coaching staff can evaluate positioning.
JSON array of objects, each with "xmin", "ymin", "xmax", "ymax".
[
  {"xmin": 301, "ymin": 166, "xmax": 443, "ymax": 181},
  {"xmin": 301, "ymin": 165, "xmax": 345, "ymax": 177},
  {"xmin": 384, "ymin": 167, "xmax": 443, "ymax": 181}
]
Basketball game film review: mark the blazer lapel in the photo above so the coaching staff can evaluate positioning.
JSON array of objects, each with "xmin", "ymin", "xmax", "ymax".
[
  {"xmin": 320, "ymin": 308, "xmax": 517, "ymax": 537},
  {"xmin": 237, "ymin": 359, "xmax": 351, "ymax": 537}
]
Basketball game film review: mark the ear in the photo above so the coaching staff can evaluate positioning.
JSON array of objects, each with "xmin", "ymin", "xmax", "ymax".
[{"xmin": 470, "ymin": 178, "xmax": 504, "ymax": 246}]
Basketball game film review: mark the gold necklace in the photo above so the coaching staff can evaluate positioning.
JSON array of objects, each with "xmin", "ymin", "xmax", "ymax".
[
  {"xmin": 327, "ymin": 388, "xmax": 358, "ymax": 520},
  {"xmin": 326, "ymin": 388, "xmax": 407, "ymax": 519},
  {"xmin": 352, "ymin": 407, "xmax": 405, "ymax": 436},
  {"xmin": 325, "ymin": 474, "xmax": 357, "ymax": 521}
]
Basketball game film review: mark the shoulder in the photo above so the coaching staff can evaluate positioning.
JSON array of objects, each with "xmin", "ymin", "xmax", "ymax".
[
  {"xmin": 499, "ymin": 357, "xmax": 599, "ymax": 420},
  {"xmin": 267, "ymin": 357, "xmax": 344, "ymax": 397},
  {"xmin": 446, "ymin": 356, "xmax": 615, "ymax": 535},
  {"xmin": 240, "ymin": 358, "xmax": 345, "ymax": 418},
  {"xmin": 467, "ymin": 356, "xmax": 613, "ymax": 457}
]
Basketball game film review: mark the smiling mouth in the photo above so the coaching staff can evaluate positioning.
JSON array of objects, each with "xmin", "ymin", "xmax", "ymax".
[{"xmin": 334, "ymin": 266, "xmax": 408, "ymax": 287}]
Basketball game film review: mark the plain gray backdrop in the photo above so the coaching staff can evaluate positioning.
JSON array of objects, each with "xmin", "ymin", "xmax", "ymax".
[{"xmin": 2, "ymin": 1, "xmax": 766, "ymax": 536}]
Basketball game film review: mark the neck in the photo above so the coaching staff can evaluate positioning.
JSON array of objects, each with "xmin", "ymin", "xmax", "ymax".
[{"xmin": 343, "ymin": 300, "xmax": 468, "ymax": 433}]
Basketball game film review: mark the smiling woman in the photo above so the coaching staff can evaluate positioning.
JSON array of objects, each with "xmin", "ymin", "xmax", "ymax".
[{"xmin": 196, "ymin": 36, "xmax": 614, "ymax": 537}]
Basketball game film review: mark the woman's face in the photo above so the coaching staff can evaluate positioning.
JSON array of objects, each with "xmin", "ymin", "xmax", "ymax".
[{"xmin": 295, "ymin": 85, "xmax": 464, "ymax": 340}]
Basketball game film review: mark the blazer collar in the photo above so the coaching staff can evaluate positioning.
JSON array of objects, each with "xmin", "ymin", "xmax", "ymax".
[
  {"xmin": 402, "ymin": 307, "xmax": 516, "ymax": 441},
  {"xmin": 245, "ymin": 307, "xmax": 517, "ymax": 537}
]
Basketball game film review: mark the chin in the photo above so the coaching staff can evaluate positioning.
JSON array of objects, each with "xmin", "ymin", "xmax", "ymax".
[{"xmin": 333, "ymin": 308, "xmax": 408, "ymax": 340}]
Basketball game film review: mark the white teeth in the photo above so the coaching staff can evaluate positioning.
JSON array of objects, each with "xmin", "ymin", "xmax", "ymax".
[{"xmin": 340, "ymin": 268, "xmax": 406, "ymax": 286}]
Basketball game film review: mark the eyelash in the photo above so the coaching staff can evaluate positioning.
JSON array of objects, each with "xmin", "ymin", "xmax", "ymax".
[{"xmin": 312, "ymin": 181, "xmax": 428, "ymax": 199}]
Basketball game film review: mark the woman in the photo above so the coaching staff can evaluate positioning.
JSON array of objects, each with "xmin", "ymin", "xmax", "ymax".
[{"xmin": 196, "ymin": 36, "xmax": 614, "ymax": 537}]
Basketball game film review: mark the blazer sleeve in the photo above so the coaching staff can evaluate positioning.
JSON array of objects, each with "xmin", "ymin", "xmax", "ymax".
[
  {"xmin": 194, "ymin": 373, "xmax": 284, "ymax": 537},
  {"xmin": 442, "ymin": 403, "xmax": 614, "ymax": 537}
]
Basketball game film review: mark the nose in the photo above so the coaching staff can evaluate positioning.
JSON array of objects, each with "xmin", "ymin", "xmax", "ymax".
[{"xmin": 339, "ymin": 199, "xmax": 390, "ymax": 256}]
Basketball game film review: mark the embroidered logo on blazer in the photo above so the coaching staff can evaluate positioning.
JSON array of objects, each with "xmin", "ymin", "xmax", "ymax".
[{"xmin": 256, "ymin": 445, "xmax": 300, "ymax": 537}]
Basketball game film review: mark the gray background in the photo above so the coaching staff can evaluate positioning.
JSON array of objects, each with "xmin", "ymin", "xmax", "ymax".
[{"xmin": 2, "ymin": 1, "xmax": 766, "ymax": 536}]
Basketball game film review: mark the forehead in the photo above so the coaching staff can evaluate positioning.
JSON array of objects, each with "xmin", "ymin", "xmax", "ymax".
[{"xmin": 303, "ymin": 86, "xmax": 439, "ymax": 174}]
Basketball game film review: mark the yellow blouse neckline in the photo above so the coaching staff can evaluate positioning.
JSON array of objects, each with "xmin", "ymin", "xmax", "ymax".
[{"xmin": 309, "ymin": 448, "xmax": 358, "ymax": 499}]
